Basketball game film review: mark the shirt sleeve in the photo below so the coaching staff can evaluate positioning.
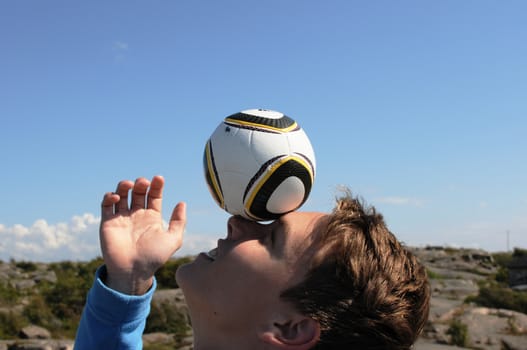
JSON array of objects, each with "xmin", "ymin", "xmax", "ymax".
[{"xmin": 74, "ymin": 265, "xmax": 156, "ymax": 350}]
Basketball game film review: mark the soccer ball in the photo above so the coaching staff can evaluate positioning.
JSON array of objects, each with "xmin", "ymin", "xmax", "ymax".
[{"xmin": 203, "ymin": 109, "xmax": 316, "ymax": 221}]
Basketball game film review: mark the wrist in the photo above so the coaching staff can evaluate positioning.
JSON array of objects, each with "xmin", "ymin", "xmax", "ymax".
[{"xmin": 102, "ymin": 266, "xmax": 154, "ymax": 295}]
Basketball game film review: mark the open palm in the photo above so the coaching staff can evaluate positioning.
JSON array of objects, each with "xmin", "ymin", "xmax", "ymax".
[{"xmin": 99, "ymin": 176, "xmax": 186, "ymax": 294}]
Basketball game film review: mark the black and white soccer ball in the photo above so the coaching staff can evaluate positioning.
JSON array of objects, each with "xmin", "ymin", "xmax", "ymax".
[{"xmin": 203, "ymin": 109, "xmax": 316, "ymax": 221}]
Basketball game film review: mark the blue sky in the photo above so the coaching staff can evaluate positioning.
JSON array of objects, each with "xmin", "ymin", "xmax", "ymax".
[{"xmin": 1, "ymin": 0, "xmax": 526, "ymax": 261}]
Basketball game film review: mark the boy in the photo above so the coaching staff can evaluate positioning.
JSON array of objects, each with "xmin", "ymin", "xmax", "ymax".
[{"xmin": 75, "ymin": 176, "xmax": 429, "ymax": 349}]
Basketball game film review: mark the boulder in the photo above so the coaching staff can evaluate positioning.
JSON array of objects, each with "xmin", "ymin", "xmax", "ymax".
[{"xmin": 19, "ymin": 325, "xmax": 51, "ymax": 339}]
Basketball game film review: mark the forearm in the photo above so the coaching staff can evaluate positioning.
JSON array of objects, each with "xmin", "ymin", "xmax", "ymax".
[{"xmin": 74, "ymin": 265, "xmax": 156, "ymax": 350}]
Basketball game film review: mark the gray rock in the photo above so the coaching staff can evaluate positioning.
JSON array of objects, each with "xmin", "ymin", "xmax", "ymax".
[
  {"xmin": 413, "ymin": 247, "xmax": 527, "ymax": 349},
  {"xmin": 1, "ymin": 248, "xmax": 525, "ymax": 350},
  {"xmin": 11, "ymin": 279, "xmax": 36, "ymax": 291},
  {"xmin": 7, "ymin": 341, "xmax": 53, "ymax": 350},
  {"xmin": 143, "ymin": 332, "xmax": 174, "ymax": 345},
  {"xmin": 19, "ymin": 325, "xmax": 52, "ymax": 339},
  {"xmin": 33, "ymin": 271, "xmax": 57, "ymax": 284},
  {"xmin": 414, "ymin": 338, "xmax": 471, "ymax": 349},
  {"xmin": 0, "ymin": 340, "xmax": 74, "ymax": 350}
]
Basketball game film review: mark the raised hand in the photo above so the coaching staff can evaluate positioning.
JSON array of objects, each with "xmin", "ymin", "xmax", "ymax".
[{"xmin": 99, "ymin": 176, "xmax": 186, "ymax": 295}]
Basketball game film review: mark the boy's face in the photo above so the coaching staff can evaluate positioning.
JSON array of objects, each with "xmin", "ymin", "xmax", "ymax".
[{"xmin": 176, "ymin": 211, "xmax": 326, "ymax": 342}]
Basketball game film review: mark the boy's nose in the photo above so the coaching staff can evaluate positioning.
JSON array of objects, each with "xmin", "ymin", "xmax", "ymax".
[{"xmin": 227, "ymin": 216, "xmax": 267, "ymax": 241}]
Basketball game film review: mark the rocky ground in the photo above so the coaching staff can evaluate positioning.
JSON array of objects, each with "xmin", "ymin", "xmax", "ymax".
[
  {"xmin": 1, "ymin": 247, "xmax": 526, "ymax": 350},
  {"xmin": 413, "ymin": 247, "xmax": 527, "ymax": 350}
]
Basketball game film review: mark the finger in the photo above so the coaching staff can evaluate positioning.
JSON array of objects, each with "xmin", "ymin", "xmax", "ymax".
[
  {"xmin": 101, "ymin": 192, "xmax": 119, "ymax": 221},
  {"xmin": 147, "ymin": 175, "xmax": 164, "ymax": 212},
  {"xmin": 130, "ymin": 177, "xmax": 150, "ymax": 210},
  {"xmin": 168, "ymin": 202, "xmax": 187, "ymax": 249},
  {"xmin": 114, "ymin": 180, "xmax": 134, "ymax": 214}
]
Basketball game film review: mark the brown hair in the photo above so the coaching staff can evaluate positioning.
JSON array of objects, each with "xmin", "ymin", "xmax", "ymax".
[{"xmin": 281, "ymin": 193, "xmax": 430, "ymax": 349}]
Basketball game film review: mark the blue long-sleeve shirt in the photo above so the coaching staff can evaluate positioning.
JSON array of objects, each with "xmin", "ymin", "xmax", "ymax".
[{"xmin": 74, "ymin": 266, "xmax": 155, "ymax": 350}]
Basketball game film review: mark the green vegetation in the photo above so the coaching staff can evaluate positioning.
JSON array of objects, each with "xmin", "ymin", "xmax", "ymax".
[
  {"xmin": 494, "ymin": 266, "xmax": 509, "ymax": 283},
  {"xmin": 14, "ymin": 260, "xmax": 38, "ymax": 272},
  {"xmin": 0, "ymin": 256, "xmax": 193, "ymax": 342},
  {"xmin": 466, "ymin": 281, "xmax": 527, "ymax": 314},
  {"xmin": 464, "ymin": 248, "xmax": 527, "ymax": 315},
  {"xmin": 491, "ymin": 250, "xmax": 515, "ymax": 283},
  {"xmin": 444, "ymin": 247, "xmax": 462, "ymax": 255},
  {"xmin": 447, "ymin": 319, "xmax": 469, "ymax": 347},
  {"xmin": 43, "ymin": 259, "xmax": 102, "ymax": 328},
  {"xmin": 426, "ymin": 268, "xmax": 445, "ymax": 280},
  {"xmin": 492, "ymin": 252, "xmax": 514, "ymax": 268},
  {"xmin": 0, "ymin": 282, "xmax": 19, "ymax": 306},
  {"xmin": 146, "ymin": 301, "xmax": 190, "ymax": 336},
  {"xmin": 493, "ymin": 248, "xmax": 527, "ymax": 268},
  {"xmin": 155, "ymin": 257, "xmax": 193, "ymax": 289},
  {"xmin": 0, "ymin": 258, "xmax": 104, "ymax": 338},
  {"xmin": 0, "ymin": 311, "xmax": 26, "ymax": 339}
]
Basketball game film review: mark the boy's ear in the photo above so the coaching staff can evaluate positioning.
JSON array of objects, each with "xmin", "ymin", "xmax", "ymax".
[{"xmin": 260, "ymin": 317, "xmax": 320, "ymax": 350}]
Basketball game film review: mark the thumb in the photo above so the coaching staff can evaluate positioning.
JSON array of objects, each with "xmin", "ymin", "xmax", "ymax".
[{"xmin": 168, "ymin": 202, "xmax": 187, "ymax": 247}]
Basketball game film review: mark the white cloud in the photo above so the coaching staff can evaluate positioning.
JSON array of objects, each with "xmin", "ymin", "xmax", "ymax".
[
  {"xmin": 0, "ymin": 214, "xmax": 217, "ymax": 262},
  {"xmin": 0, "ymin": 215, "xmax": 100, "ymax": 262},
  {"xmin": 375, "ymin": 196, "xmax": 424, "ymax": 207},
  {"xmin": 12, "ymin": 224, "xmax": 30, "ymax": 237},
  {"xmin": 71, "ymin": 213, "xmax": 99, "ymax": 233},
  {"xmin": 15, "ymin": 241, "xmax": 44, "ymax": 255},
  {"xmin": 175, "ymin": 235, "xmax": 217, "ymax": 258}
]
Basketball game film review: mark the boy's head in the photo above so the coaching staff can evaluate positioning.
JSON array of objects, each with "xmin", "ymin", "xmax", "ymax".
[
  {"xmin": 282, "ymin": 194, "xmax": 430, "ymax": 349},
  {"xmin": 176, "ymin": 193, "xmax": 430, "ymax": 349}
]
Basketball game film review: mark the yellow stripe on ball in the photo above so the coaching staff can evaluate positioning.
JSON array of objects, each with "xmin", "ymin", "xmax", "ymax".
[
  {"xmin": 244, "ymin": 155, "xmax": 314, "ymax": 220},
  {"xmin": 204, "ymin": 140, "xmax": 225, "ymax": 209}
]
